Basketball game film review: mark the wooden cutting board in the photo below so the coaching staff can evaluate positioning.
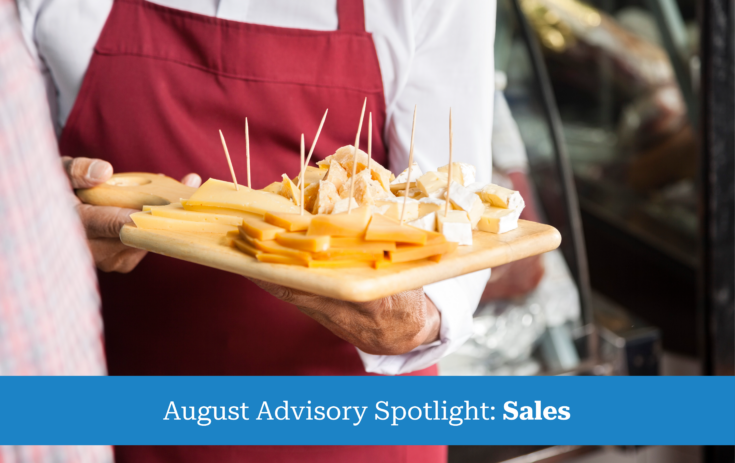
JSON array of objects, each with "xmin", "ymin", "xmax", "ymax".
[{"xmin": 120, "ymin": 219, "xmax": 561, "ymax": 302}]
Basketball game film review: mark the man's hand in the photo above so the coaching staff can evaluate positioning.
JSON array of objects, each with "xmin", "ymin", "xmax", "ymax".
[
  {"xmin": 250, "ymin": 280, "xmax": 441, "ymax": 355},
  {"xmin": 62, "ymin": 156, "xmax": 201, "ymax": 273}
]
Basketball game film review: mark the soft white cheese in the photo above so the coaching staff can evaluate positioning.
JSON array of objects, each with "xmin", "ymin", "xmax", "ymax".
[
  {"xmin": 438, "ymin": 162, "xmax": 476, "ymax": 186},
  {"xmin": 408, "ymin": 211, "xmax": 437, "ymax": 232},
  {"xmin": 437, "ymin": 210, "xmax": 473, "ymax": 246},
  {"xmin": 391, "ymin": 163, "xmax": 423, "ymax": 184},
  {"xmin": 477, "ymin": 205, "xmax": 523, "ymax": 234},
  {"xmin": 418, "ymin": 197, "xmax": 446, "ymax": 217},
  {"xmin": 464, "ymin": 182, "xmax": 485, "ymax": 194},
  {"xmin": 480, "ymin": 184, "xmax": 525, "ymax": 210}
]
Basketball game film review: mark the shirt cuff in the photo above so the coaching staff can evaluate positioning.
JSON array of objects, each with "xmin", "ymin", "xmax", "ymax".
[{"xmin": 357, "ymin": 269, "xmax": 491, "ymax": 375}]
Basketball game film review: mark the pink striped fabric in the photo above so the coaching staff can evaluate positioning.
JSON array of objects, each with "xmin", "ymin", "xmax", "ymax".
[{"xmin": 0, "ymin": 0, "xmax": 111, "ymax": 461}]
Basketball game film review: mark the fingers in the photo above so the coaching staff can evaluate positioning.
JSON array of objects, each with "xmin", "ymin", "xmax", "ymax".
[
  {"xmin": 181, "ymin": 173, "xmax": 202, "ymax": 188},
  {"xmin": 89, "ymin": 238, "xmax": 147, "ymax": 273},
  {"xmin": 76, "ymin": 204, "xmax": 139, "ymax": 239},
  {"xmin": 62, "ymin": 156, "xmax": 113, "ymax": 189}
]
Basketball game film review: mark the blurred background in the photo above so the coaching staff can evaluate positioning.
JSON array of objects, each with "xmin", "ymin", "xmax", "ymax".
[{"xmin": 441, "ymin": 0, "xmax": 734, "ymax": 460}]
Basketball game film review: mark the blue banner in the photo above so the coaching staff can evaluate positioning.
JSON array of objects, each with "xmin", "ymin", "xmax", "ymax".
[{"xmin": 0, "ymin": 376, "xmax": 732, "ymax": 445}]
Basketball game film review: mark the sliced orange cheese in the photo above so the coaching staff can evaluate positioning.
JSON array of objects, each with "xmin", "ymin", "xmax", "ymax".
[
  {"xmin": 179, "ymin": 201, "xmax": 263, "ymax": 220},
  {"xmin": 275, "ymin": 232, "xmax": 330, "ymax": 252},
  {"xmin": 264, "ymin": 211, "xmax": 313, "ymax": 231},
  {"xmin": 330, "ymin": 236, "xmax": 396, "ymax": 252},
  {"xmin": 373, "ymin": 259, "xmax": 393, "ymax": 269},
  {"xmin": 388, "ymin": 240, "xmax": 454, "ymax": 263},
  {"xmin": 130, "ymin": 211, "xmax": 236, "ymax": 234},
  {"xmin": 145, "ymin": 203, "xmax": 246, "ymax": 227},
  {"xmin": 307, "ymin": 260, "xmax": 373, "ymax": 269},
  {"xmin": 241, "ymin": 216, "xmax": 286, "ymax": 241},
  {"xmin": 186, "ymin": 178, "xmax": 301, "ymax": 215},
  {"xmin": 307, "ymin": 205, "xmax": 371, "ymax": 237},
  {"xmin": 232, "ymin": 238, "xmax": 262, "ymax": 258},
  {"xmin": 365, "ymin": 213, "xmax": 427, "ymax": 245},
  {"xmin": 249, "ymin": 237, "xmax": 312, "ymax": 262},
  {"xmin": 312, "ymin": 248, "xmax": 384, "ymax": 261},
  {"xmin": 257, "ymin": 253, "xmax": 308, "ymax": 266}
]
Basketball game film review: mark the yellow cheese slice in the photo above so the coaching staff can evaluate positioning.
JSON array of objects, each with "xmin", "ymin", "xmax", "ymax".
[
  {"xmin": 130, "ymin": 211, "xmax": 236, "ymax": 233},
  {"xmin": 330, "ymin": 237, "xmax": 396, "ymax": 251},
  {"xmin": 365, "ymin": 213, "xmax": 427, "ymax": 245},
  {"xmin": 232, "ymin": 238, "xmax": 262, "ymax": 258},
  {"xmin": 179, "ymin": 201, "xmax": 263, "ymax": 219},
  {"xmin": 308, "ymin": 260, "xmax": 373, "ymax": 269},
  {"xmin": 275, "ymin": 231, "xmax": 330, "ymax": 252},
  {"xmin": 186, "ymin": 178, "xmax": 301, "ymax": 215},
  {"xmin": 257, "ymin": 253, "xmax": 308, "ymax": 266},
  {"xmin": 262, "ymin": 182, "xmax": 282, "ymax": 195},
  {"xmin": 145, "ymin": 203, "xmax": 247, "ymax": 227},
  {"xmin": 241, "ymin": 216, "xmax": 286, "ymax": 241},
  {"xmin": 307, "ymin": 205, "xmax": 371, "ymax": 237},
  {"xmin": 373, "ymin": 259, "xmax": 393, "ymax": 269},
  {"xmin": 264, "ymin": 211, "xmax": 313, "ymax": 231},
  {"xmin": 312, "ymin": 248, "xmax": 384, "ymax": 261},
  {"xmin": 249, "ymin": 237, "xmax": 312, "ymax": 262},
  {"xmin": 388, "ymin": 240, "xmax": 454, "ymax": 264}
]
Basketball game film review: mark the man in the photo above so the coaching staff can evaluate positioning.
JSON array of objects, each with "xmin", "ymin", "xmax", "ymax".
[{"xmin": 18, "ymin": 0, "xmax": 495, "ymax": 460}]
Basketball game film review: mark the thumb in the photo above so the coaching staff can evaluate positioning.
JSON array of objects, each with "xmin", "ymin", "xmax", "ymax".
[{"xmin": 62, "ymin": 156, "xmax": 113, "ymax": 189}]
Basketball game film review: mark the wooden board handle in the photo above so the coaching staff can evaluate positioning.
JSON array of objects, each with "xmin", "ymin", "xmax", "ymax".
[{"xmin": 75, "ymin": 172, "xmax": 197, "ymax": 210}]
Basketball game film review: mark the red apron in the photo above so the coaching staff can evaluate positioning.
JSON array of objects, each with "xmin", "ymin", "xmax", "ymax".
[{"xmin": 59, "ymin": 0, "xmax": 445, "ymax": 461}]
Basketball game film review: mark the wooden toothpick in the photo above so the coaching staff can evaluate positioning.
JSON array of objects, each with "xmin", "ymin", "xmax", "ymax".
[
  {"xmin": 300, "ymin": 133, "xmax": 305, "ymax": 216},
  {"xmin": 400, "ymin": 105, "xmax": 418, "ymax": 225},
  {"xmin": 219, "ymin": 129, "xmax": 238, "ymax": 191},
  {"xmin": 445, "ymin": 108, "xmax": 453, "ymax": 217},
  {"xmin": 297, "ymin": 108, "xmax": 329, "ymax": 188},
  {"xmin": 245, "ymin": 118, "xmax": 251, "ymax": 189},
  {"xmin": 368, "ymin": 112, "xmax": 372, "ymax": 175},
  {"xmin": 347, "ymin": 98, "xmax": 367, "ymax": 214}
]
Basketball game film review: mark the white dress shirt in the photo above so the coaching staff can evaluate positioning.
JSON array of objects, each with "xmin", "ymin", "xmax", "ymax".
[{"xmin": 17, "ymin": 0, "xmax": 495, "ymax": 375}]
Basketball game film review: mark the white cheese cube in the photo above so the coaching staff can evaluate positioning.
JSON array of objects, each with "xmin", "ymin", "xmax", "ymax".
[
  {"xmin": 438, "ymin": 162, "xmax": 477, "ymax": 186},
  {"xmin": 437, "ymin": 210, "xmax": 473, "ymax": 246},
  {"xmin": 477, "ymin": 205, "xmax": 523, "ymax": 234},
  {"xmin": 418, "ymin": 197, "xmax": 446, "ymax": 217},
  {"xmin": 464, "ymin": 182, "xmax": 485, "ymax": 194},
  {"xmin": 391, "ymin": 162, "xmax": 423, "ymax": 184},
  {"xmin": 480, "ymin": 184, "xmax": 524, "ymax": 209},
  {"xmin": 446, "ymin": 182, "xmax": 484, "ymax": 228},
  {"xmin": 408, "ymin": 211, "xmax": 437, "ymax": 232},
  {"xmin": 416, "ymin": 171, "xmax": 448, "ymax": 198}
]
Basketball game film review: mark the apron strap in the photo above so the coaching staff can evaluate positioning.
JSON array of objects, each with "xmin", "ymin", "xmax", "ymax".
[{"xmin": 337, "ymin": 0, "xmax": 366, "ymax": 32}]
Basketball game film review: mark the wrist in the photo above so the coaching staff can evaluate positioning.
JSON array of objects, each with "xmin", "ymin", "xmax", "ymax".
[{"xmin": 420, "ymin": 295, "xmax": 441, "ymax": 345}]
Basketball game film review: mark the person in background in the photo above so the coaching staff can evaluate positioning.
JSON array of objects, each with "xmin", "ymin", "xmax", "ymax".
[
  {"xmin": 482, "ymin": 73, "xmax": 545, "ymax": 301},
  {"xmin": 0, "ymin": 1, "xmax": 110, "ymax": 461},
  {"xmin": 18, "ymin": 0, "xmax": 495, "ymax": 461}
]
